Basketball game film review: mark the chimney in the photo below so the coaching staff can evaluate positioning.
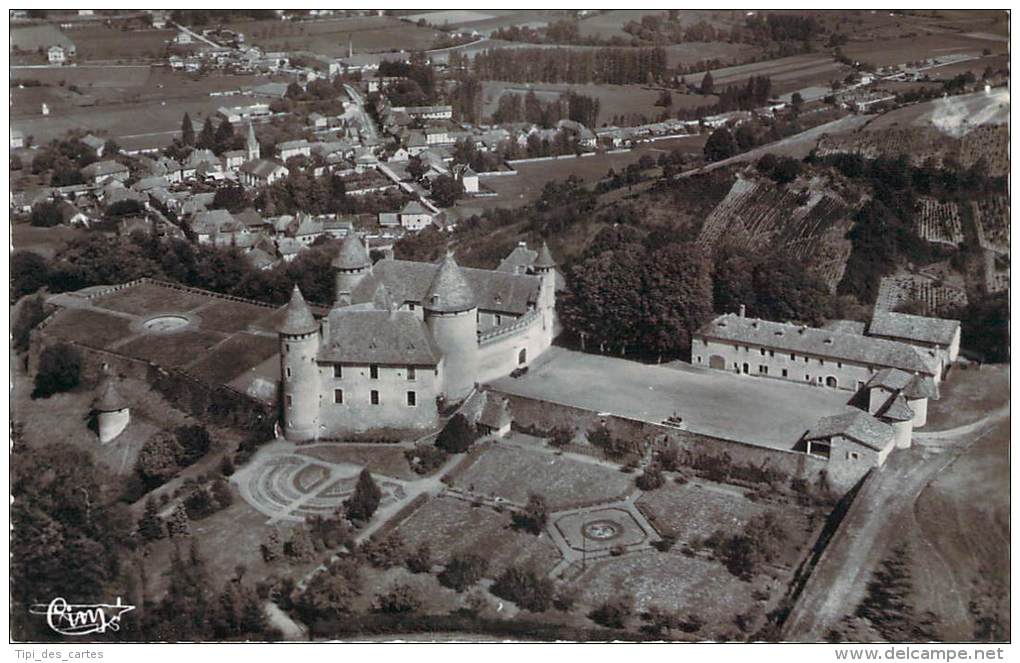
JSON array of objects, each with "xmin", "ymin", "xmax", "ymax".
[{"xmin": 738, "ymin": 304, "xmax": 746, "ymax": 318}]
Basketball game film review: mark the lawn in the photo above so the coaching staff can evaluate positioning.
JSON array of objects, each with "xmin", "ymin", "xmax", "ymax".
[
  {"xmin": 94, "ymin": 282, "xmax": 220, "ymax": 316},
  {"xmin": 118, "ymin": 330, "xmax": 227, "ymax": 368},
  {"xmin": 393, "ymin": 495, "xmax": 562, "ymax": 577},
  {"xmin": 225, "ymin": 15, "xmax": 441, "ymax": 55},
  {"xmin": 188, "ymin": 299, "xmax": 276, "ymax": 334},
  {"xmin": 925, "ymin": 363, "xmax": 1009, "ymax": 431},
  {"xmin": 296, "ymin": 444, "xmax": 419, "ymax": 481},
  {"xmin": 452, "ymin": 442, "xmax": 633, "ymax": 510},
  {"xmin": 68, "ymin": 25, "xmax": 177, "ymax": 61},
  {"xmin": 184, "ymin": 333, "xmax": 279, "ymax": 385},
  {"xmin": 12, "ymin": 223, "xmax": 88, "ymax": 260},
  {"xmin": 39, "ymin": 308, "xmax": 136, "ymax": 349}
]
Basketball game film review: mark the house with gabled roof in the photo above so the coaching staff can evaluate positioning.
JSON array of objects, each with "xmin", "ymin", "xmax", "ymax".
[
  {"xmin": 81, "ymin": 160, "xmax": 129, "ymax": 188},
  {"xmin": 239, "ymin": 159, "xmax": 288, "ymax": 188}
]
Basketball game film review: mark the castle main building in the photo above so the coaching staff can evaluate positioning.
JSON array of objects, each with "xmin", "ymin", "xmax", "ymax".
[{"xmin": 278, "ymin": 235, "xmax": 557, "ymax": 440}]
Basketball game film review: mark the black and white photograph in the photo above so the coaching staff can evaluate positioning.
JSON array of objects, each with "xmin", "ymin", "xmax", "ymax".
[{"xmin": 7, "ymin": 3, "xmax": 1012, "ymax": 654}]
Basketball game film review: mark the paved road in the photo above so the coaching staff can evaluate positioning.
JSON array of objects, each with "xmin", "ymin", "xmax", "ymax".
[
  {"xmin": 782, "ymin": 406, "xmax": 1009, "ymax": 640},
  {"xmin": 342, "ymin": 83, "xmax": 379, "ymax": 142}
]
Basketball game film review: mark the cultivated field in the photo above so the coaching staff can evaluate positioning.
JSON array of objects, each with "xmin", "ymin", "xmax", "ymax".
[
  {"xmin": 222, "ymin": 15, "xmax": 441, "ymax": 55},
  {"xmin": 972, "ymin": 196, "xmax": 1009, "ymax": 254},
  {"xmin": 915, "ymin": 198, "xmax": 963, "ymax": 246},
  {"xmin": 67, "ymin": 25, "xmax": 177, "ymax": 60},
  {"xmin": 451, "ymin": 442, "xmax": 633, "ymax": 509},
  {"xmin": 393, "ymin": 495, "xmax": 563, "ymax": 576},
  {"xmin": 841, "ymin": 33, "xmax": 1002, "ymax": 69},
  {"xmin": 683, "ymin": 54, "xmax": 851, "ymax": 95},
  {"xmin": 11, "ymin": 223, "xmax": 88, "ymax": 259}
]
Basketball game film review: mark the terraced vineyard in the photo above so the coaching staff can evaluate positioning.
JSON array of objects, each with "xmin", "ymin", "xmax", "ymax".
[
  {"xmin": 875, "ymin": 273, "xmax": 969, "ymax": 316},
  {"xmin": 915, "ymin": 198, "xmax": 963, "ymax": 246},
  {"xmin": 972, "ymin": 195, "xmax": 1010, "ymax": 254},
  {"xmin": 696, "ymin": 174, "xmax": 855, "ymax": 289}
]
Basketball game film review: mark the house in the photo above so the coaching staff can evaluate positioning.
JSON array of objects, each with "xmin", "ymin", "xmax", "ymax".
[
  {"xmin": 389, "ymin": 147, "xmax": 411, "ymax": 162},
  {"xmin": 403, "ymin": 105, "xmax": 453, "ymax": 120},
  {"xmin": 184, "ymin": 149, "xmax": 222, "ymax": 179},
  {"xmin": 308, "ymin": 113, "xmax": 327, "ymax": 129},
  {"xmin": 292, "ymin": 214, "xmax": 325, "ymax": 245},
  {"xmin": 425, "ymin": 126, "xmax": 451, "ymax": 146},
  {"xmin": 246, "ymin": 247, "xmax": 277, "ymax": 271},
  {"xmin": 406, "ymin": 130, "xmax": 428, "ymax": 155},
  {"xmin": 150, "ymin": 11, "xmax": 168, "ymax": 29},
  {"xmin": 222, "ymin": 149, "xmax": 247, "ymax": 172},
  {"xmin": 868, "ymin": 311, "xmax": 961, "ymax": 372},
  {"xmin": 556, "ymin": 119, "xmax": 596, "ymax": 148},
  {"xmin": 476, "ymin": 393, "xmax": 513, "ymax": 438},
  {"xmin": 81, "ymin": 160, "xmax": 129, "ymax": 188},
  {"xmin": 174, "ymin": 31, "xmax": 192, "ymax": 45},
  {"xmin": 132, "ymin": 176, "xmax": 169, "ymax": 193},
  {"xmin": 454, "ymin": 164, "xmax": 479, "ymax": 194},
  {"xmin": 191, "ymin": 209, "xmax": 247, "ymax": 245},
  {"xmin": 48, "ymin": 45, "xmax": 67, "ymax": 64},
  {"xmin": 233, "ymin": 207, "xmax": 269, "ymax": 232},
  {"xmin": 398, "ymin": 200, "xmax": 434, "ymax": 231},
  {"xmin": 239, "ymin": 159, "xmax": 289, "ymax": 188},
  {"xmin": 277, "ymin": 139, "xmax": 312, "ymax": 161},
  {"xmin": 81, "ymin": 134, "xmax": 106, "ymax": 158},
  {"xmin": 802, "ymin": 411, "xmax": 897, "ymax": 475},
  {"xmin": 56, "ymin": 200, "xmax": 90, "ymax": 227}
]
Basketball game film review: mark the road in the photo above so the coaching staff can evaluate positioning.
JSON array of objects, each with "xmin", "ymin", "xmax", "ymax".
[
  {"xmin": 782, "ymin": 405, "xmax": 1009, "ymax": 641},
  {"xmin": 172, "ymin": 22, "xmax": 226, "ymax": 50},
  {"xmin": 342, "ymin": 83, "xmax": 379, "ymax": 143}
]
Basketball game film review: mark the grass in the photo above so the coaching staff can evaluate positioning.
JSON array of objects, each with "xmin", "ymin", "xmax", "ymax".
[
  {"xmin": 222, "ymin": 15, "xmax": 441, "ymax": 56},
  {"xmin": 94, "ymin": 282, "xmax": 225, "ymax": 316},
  {"xmin": 118, "ymin": 330, "xmax": 227, "ymax": 368},
  {"xmin": 188, "ymin": 299, "xmax": 275, "ymax": 334},
  {"xmin": 452, "ymin": 442, "xmax": 633, "ymax": 509},
  {"xmin": 184, "ymin": 333, "xmax": 279, "ymax": 385},
  {"xmin": 295, "ymin": 445, "xmax": 419, "ymax": 481},
  {"xmin": 12, "ymin": 223, "xmax": 88, "ymax": 260},
  {"xmin": 925, "ymin": 363, "xmax": 1009, "ymax": 431},
  {"xmin": 39, "ymin": 308, "xmax": 137, "ymax": 349},
  {"xmin": 393, "ymin": 495, "xmax": 562, "ymax": 577},
  {"xmin": 67, "ymin": 26, "xmax": 177, "ymax": 61}
]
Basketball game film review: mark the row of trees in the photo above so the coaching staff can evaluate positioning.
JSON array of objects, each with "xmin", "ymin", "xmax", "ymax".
[
  {"xmin": 471, "ymin": 46, "xmax": 669, "ymax": 86},
  {"xmin": 491, "ymin": 89, "xmax": 602, "ymax": 129}
]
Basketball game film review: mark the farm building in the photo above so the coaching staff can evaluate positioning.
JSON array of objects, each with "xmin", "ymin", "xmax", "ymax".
[
  {"xmin": 278, "ymin": 139, "xmax": 313, "ymax": 161},
  {"xmin": 81, "ymin": 160, "xmax": 129, "ymax": 188}
]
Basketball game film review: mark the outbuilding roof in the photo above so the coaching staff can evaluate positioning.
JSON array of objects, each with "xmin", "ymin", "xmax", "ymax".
[
  {"xmin": 805, "ymin": 411, "xmax": 895, "ymax": 451},
  {"xmin": 869, "ymin": 311, "xmax": 960, "ymax": 347}
]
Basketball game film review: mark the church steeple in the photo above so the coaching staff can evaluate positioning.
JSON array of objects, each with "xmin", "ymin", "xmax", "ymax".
[{"xmin": 246, "ymin": 122, "xmax": 260, "ymax": 161}]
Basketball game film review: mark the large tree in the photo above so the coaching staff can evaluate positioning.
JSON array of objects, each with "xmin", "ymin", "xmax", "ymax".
[
  {"xmin": 344, "ymin": 469, "xmax": 381, "ymax": 522},
  {"xmin": 181, "ymin": 112, "xmax": 195, "ymax": 146}
]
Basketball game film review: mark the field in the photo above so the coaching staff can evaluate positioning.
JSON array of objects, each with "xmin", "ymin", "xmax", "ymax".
[
  {"xmin": 841, "ymin": 33, "xmax": 1002, "ymax": 69},
  {"xmin": 684, "ymin": 54, "xmax": 852, "ymax": 96},
  {"xmin": 577, "ymin": 9, "xmax": 746, "ymax": 41},
  {"xmin": 67, "ymin": 25, "xmax": 177, "ymax": 61},
  {"xmin": 914, "ymin": 198, "xmax": 963, "ymax": 246},
  {"xmin": 451, "ymin": 442, "xmax": 633, "ymax": 509},
  {"xmin": 11, "ymin": 223, "xmax": 87, "ymax": 259},
  {"xmin": 972, "ymin": 196, "xmax": 1009, "ymax": 254},
  {"xmin": 222, "ymin": 15, "xmax": 441, "ymax": 55},
  {"xmin": 481, "ymin": 81, "xmax": 712, "ymax": 126},
  {"xmin": 393, "ymin": 495, "xmax": 563, "ymax": 576}
]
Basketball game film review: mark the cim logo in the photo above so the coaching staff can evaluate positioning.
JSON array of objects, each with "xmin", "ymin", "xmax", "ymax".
[{"xmin": 29, "ymin": 597, "xmax": 135, "ymax": 636}]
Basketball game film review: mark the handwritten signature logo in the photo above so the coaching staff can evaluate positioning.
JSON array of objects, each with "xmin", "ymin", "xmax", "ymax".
[{"xmin": 29, "ymin": 597, "xmax": 135, "ymax": 636}]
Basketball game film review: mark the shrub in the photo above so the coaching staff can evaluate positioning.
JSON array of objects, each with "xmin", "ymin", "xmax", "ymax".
[
  {"xmin": 435, "ymin": 413, "xmax": 477, "ymax": 454},
  {"xmin": 32, "ymin": 342, "xmax": 82, "ymax": 398},
  {"xmin": 636, "ymin": 464, "xmax": 665, "ymax": 491},
  {"xmin": 374, "ymin": 583, "xmax": 422, "ymax": 614},
  {"xmin": 261, "ymin": 527, "xmax": 284, "ymax": 562},
  {"xmin": 175, "ymin": 424, "xmax": 212, "ymax": 467},
  {"xmin": 589, "ymin": 594, "xmax": 634, "ymax": 629},
  {"xmin": 404, "ymin": 444, "xmax": 448, "ymax": 475},
  {"xmin": 548, "ymin": 426, "xmax": 573, "ymax": 448},
  {"xmin": 220, "ymin": 455, "xmax": 236, "ymax": 476},
  {"xmin": 12, "ymin": 295, "xmax": 49, "ymax": 351},
  {"xmin": 405, "ymin": 542, "xmax": 434, "ymax": 574},
  {"xmin": 651, "ymin": 533, "xmax": 677, "ymax": 553},
  {"xmin": 344, "ymin": 469, "xmax": 382, "ymax": 522},
  {"xmin": 183, "ymin": 486, "xmax": 217, "ymax": 519},
  {"xmin": 490, "ymin": 565, "xmax": 555, "ymax": 612},
  {"xmin": 553, "ymin": 583, "xmax": 580, "ymax": 612},
  {"xmin": 361, "ymin": 532, "xmax": 407, "ymax": 569},
  {"xmin": 285, "ymin": 526, "xmax": 317, "ymax": 561},
  {"xmin": 211, "ymin": 478, "xmax": 234, "ymax": 509},
  {"xmin": 438, "ymin": 553, "xmax": 488, "ymax": 592},
  {"xmin": 307, "ymin": 513, "xmax": 354, "ymax": 550},
  {"xmin": 511, "ymin": 493, "xmax": 548, "ymax": 534}
]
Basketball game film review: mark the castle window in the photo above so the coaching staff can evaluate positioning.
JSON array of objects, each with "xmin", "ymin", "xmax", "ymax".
[
  {"xmin": 791, "ymin": 353, "xmax": 795, "ymax": 360},
  {"xmin": 782, "ymin": 368, "xmax": 788, "ymax": 377},
  {"xmin": 760, "ymin": 348, "xmax": 766, "ymax": 356},
  {"xmin": 496, "ymin": 314, "xmax": 503, "ymax": 326},
  {"xmin": 370, "ymin": 365, "xmax": 379, "ymax": 379},
  {"xmin": 370, "ymin": 390, "xmax": 380, "ymax": 405},
  {"xmin": 334, "ymin": 389, "xmax": 343, "ymax": 404},
  {"xmin": 769, "ymin": 350, "xmax": 774, "ymax": 357},
  {"xmin": 409, "ymin": 303, "xmax": 415, "ymax": 311},
  {"xmin": 333, "ymin": 365, "xmax": 342, "ymax": 379},
  {"xmin": 407, "ymin": 366, "xmax": 416, "ymax": 381},
  {"xmin": 759, "ymin": 365, "xmax": 768, "ymax": 375},
  {"xmin": 285, "ymin": 395, "xmax": 292, "ymax": 408},
  {"xmin": 406, "ymin": 391, "xmax": 416, "ymax": 407},
  {"xmin": 285, "ymin": 343, "xmax": 291, "ymax": 352},
  {"xmin": 286, "ymin": 367, "xmax": 291, "ymax": 378},
  {"xmin": 847, "ymin": 451, "xmax": 860, "ymax": 460}
]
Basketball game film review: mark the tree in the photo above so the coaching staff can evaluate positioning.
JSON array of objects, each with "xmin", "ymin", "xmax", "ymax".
[
  {"xmin": 32, "ymin": 342, "xmax": 82, "ymax": 398},
  {"xmin": 138, "ymin": 497, "xmax": 165, "ymax": 542},
  {"xmin": 261, "ymin": 527, "xmax": 284, "ymax": 562},
  {"xmin": 212, "ymin": 185, "xmax": 250, "ymax": 212},
  {"xmin": 512, "ymin": 493, "xmax": 549, "ymax": 534},
  {"xmin": 175, "ymin": 425, "xmax": 212, "ymax": 467},
  {"xmin": 136, "ymin": 432, "xmax": 182, "ymax": 488},
  {"xmin": 790, "ymin": 92, "xmax": 804, "ymax": 113},
  {"xmin": 197, "ymin": 116, "xmax": 216, "ymax": 150},
  {"xmin": 12, "ymin": 251, "xmax": 51, "ymax": 301},
  {"xmin": 344, "ymin": 469, "xmax": 382, "ymax": 522},
  {"xmin": 640, "ymin": 243, "xmax": 714, "ymax": 356},
  {"xmin": 12, "ymin": 294, "xmax": 49, "ymax": 352},
  {"xmin": 30, "ymin": 201, "xmax": 63, "ymax": 227},
  {"xmin": 211, "ymin": 478, "xmax": 234, "ymax": 509},
  {"xmin": 548, "ymin": 426, "xmax": 573, "ymax": 448},
  {"xmin": 183, "ymin": 486, "xmax": 217, "ymax": 520},
  {"xmin": 437, "ymin": 553, "xmax": 488, "ymax": 591},
  {"xmin": 406, "ymin": 155, "xmax": 426, "ymax": 181},
  {"xmin": 490, "ymin": 565, "xmax": 555, "ymax": 612},
  {"xmin": 405, "ymin": 542, "xmax": 433, "ymax": 574},
  {"xmin": 589, "ymin": 594, "xmax": 634, "ymax": 629},
  {"xmin": 360, "ymin": 532, "xmax": 407, "ymax": 569},
  {"xmin": 704, "ymin": 126, "xmax": 737, "ymax": 162},
  {"xmin": 285, "ymin": 526, "xmax": 316, "ymax": 561},
  {"xmin": 296, "ymin": 557, "xmax": 362, "ymax": 621},
  {"xmin": 430, "ymin": 174, "xmax": 462, "ymax": 208},
  {"xmin": 166, "ymin": 504, "xmax": 190, "ymax": 538},
  {"xmin": 181, "ymin": 113, "xmax": 195, "ymax": 146},
  {"xmin": 636, "ymin": 463, "xmax": 665, "ymax": 490},
  {"xmin": 435, "ymin": 413, "xmax": 476, "ymax": 454},
  {"xmin": 699, "ymin": 70, "xmax": 715, "ymax": 95},
  {"xmin": 374, "ymin": 583, "xmax": 422, "ymax": 614}
]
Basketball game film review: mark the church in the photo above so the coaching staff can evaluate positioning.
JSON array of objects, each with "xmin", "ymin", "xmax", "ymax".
[{"xmin": 277, "ymin": 235, "xmax": 557, "ymax": 440}]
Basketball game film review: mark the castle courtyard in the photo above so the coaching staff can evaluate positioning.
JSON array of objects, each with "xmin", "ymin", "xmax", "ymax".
[{"xmin": 486, "ymin": 347, "xmax": 854, "ymax": 450}]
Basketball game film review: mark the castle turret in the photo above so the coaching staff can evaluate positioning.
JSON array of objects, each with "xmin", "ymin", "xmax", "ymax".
[
  {"xmin": 246, "ymin": 122, "xmax": 260, "ymax": 161},
  {"xmin": 424, "ymin": 254, "xmax": 478, "ymax": 402},
  {"xmin": 332, "ymin": 233, "xmax": 372, "ymax": 306},
  {"xmin": 92, "ymin": 368, "xmax": 130, "ymax": 444},
  {"xmin": 533, "ymin": 241, "xmax": 557, "ymax": 342},
  {"xmin": 279, "ymin": 285, "xmax": 321, "ymax": 441}
]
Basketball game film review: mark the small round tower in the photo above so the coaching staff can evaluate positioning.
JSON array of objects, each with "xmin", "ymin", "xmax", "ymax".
[
  {"xmin": 93, "ymin": 368, "xmax": 130, "ymax": 444},
  {"xmin": 279, "ymin": 285, "xmax": 321, "ymax": 441},
  {"xmin": 332, "ymin": 233, "xmax": 372, "ymax": 306},
  {"xmin": 424, "ymin": 254, "xmax": 478, "ymax": 402},
  {"xmin": 533, "ymin": 241, "xmax": 557, "ymax": 341}
]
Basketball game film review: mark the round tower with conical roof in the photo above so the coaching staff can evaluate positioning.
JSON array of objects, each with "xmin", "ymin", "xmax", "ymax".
[
  {"xmin": 424, "ymin": 254, "xmax": 478, "ymax": 402},
  {"xmin": 333, "ymin": 233, "xmax": 372, "ymax": 306},
  {"xmin": 534, "ymin": 241, "xmax": 557, "ymax": 344},
  {"xmin": 279, "ymin": 285, "xmax": 321, "ymax": 441},
  {"xmin": 93, "ymin": 365, "xmax": 130, "ymax": 444}
]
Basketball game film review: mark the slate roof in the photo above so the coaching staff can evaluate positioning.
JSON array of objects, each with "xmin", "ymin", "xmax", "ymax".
[
  {"xmin": 278, "ymin": 139, "xmax": 311, "ymax": 151},
  {"xmin": 81, "ymin": 134, "xmax": 105, "ymax": 151},
  {"xmin": 425, "ymin": 255, "xmax": 476, "ymax": 313},
  {"xmin": 535, "ymin": 241, "xmax": 556, "ymax": 268},
  {"xmin": 319, "ymin": 308, "xmax": 439, "ymax": 365},
  {"xmin": 866, "ymin": 368, "xmax": 915, "ymax": 391},
  {"xmin": 877, "ymin": 394, "xmax": 915, "ymax": 423},
  {"xmin": 699, "ymin": 314, "xmax": 941, "ymax": 376},
  {"xmin": 478, "ymin": 394, "xmax": 512, "ymax": 430},
  {"xmin": 869, "ymin": 311, "xmax": 960, "ymax": 347},
  {"xmin": 240, "ymin": 159, "xmax": 287, "ymax": 179},
  {"xmin": 805, "ymin": 411, "xmax": 895, "ymax": 451},
  {"xmin": 234, "ymin": 207, "xmax": 267, "ymax": 229},
  {"xmin": 133, "ymin": 175, "xmax": 169, "ymax": 192},
  {"xmin": 903, "ymin": 374, "xmax": 938, "ymax": 400},
  {"xmin": 497, "ymin": 244, "xmax": 537, "ymax": 274},
  {"xmin": 82, "ymin": 160, "xmax": 128, "ymax": 178},
  {"xmin": 332, "ymin": 233, "xmax": 371, "ymax": 270},
  {"xmin": 400, "ymin": 200, "xmax": 432, "ymax": 216},
  {"xmin": 279, "ymin": 286, "xmax": 319, "ymax": 335},
  {"xmin": 352, "ymin": 258, "xmax": 541, "ymax": 315},
  {"xmin": 822, "ymin": 319, "xmax": 867, "ymax": 335},
  {"xmin": 192, "ymin": 209, "xmax": 241, "ymax": 236}
]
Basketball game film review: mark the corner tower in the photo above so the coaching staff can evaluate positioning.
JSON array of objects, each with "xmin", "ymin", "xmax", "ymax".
[
  {"xmin": 424, "ymin": 254, "xmax": 478, "ymax": 402},
  {"xmin": 333, "ymin": 233, "xmax": 372, "ymax": 306},
  {"xmin": 279, "ymin": 285, "xmax": 321, "ymax": 441},
  {"xmin": 93, "ymin": 367, "xmax": 130, "ymax": 444},
  {"xmin": 533, "ymin": 241, "xmax": 557, "ymax": 343}
]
